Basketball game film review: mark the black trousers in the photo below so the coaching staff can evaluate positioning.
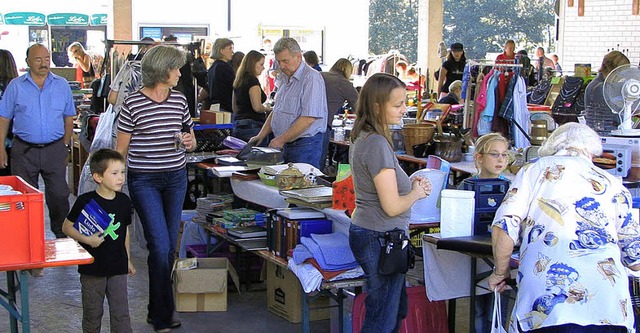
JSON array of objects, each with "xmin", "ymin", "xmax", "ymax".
[{"xmin": 11, "ymin": 139, "xmax": 70, "ymax": 238}]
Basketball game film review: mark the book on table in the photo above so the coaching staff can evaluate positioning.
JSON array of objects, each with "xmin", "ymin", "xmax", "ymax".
[
  {"xmin": 210, "ymin": 165, "xmax": 259, "ymax": 177},
  {"xmin": 234, "ymin": 237, "xmax": 268, "ymax": 251},
  {"xmin": 279, "ymin": 186, "xmax": 333, "ymax": 203},
  {"xmin": 215, "ymin": 156, "xmax": 247, "ymax": 166},
  {"xmin": 227, "ymin": 225, "xmax": 267, "ymax": 238},
  {"xmin": 277, "ymin": 207, "xmax": 326, "ymax": 220},
  {"xmin": 261, "ymin": 163, "xmax": 325, "ymax": 176}
]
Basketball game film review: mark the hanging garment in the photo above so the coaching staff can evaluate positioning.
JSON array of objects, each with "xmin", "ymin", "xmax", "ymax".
[
  {"xmin": 473, "ymin": 70, "xmax": 495, "ymax": 137},
  {"xmin": 491, "ymin": 73, "xmax": 510, "ymax": 136},
  {"xmin": 477, "ymin": 73, "xmax": 499, "ymax": 135}
]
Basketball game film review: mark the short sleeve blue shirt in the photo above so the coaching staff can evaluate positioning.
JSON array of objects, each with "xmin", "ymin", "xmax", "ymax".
[{"xmin": 0, "ymin": 72, "xmax": 76, "ymax": 144}]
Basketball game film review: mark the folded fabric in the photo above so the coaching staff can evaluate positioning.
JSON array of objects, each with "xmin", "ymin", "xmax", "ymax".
[
  {"xmin": 288, "ymin": 258, "xmax": 323, "ymax": 293},
  {"xmin": 306, "ymin": 258, "xmax": 346, "ymax": 280},
  {"xmin": 328, "ymin": 265, "xmax": 365, "ymax": 282},
  {"xmin": 311, "ymin": 233, "xmax": 356, "ymax": 265},
  {"xmin": 292, "ymin": 243, "xmax": 313, "ymax": 265},
  {"xmin": 306, "ymin": 257, "xmax": 365, "ymax": 281},
  {"xmin": 299, "ymin": 232, "xmax": 358, "ymax": 271}
]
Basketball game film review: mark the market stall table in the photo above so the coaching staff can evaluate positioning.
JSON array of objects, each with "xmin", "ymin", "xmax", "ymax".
[
  {"xmin": 202, "ymin": 223, "xmax": 365, "ymax": 333},
  {"xmin": 422, "ymin": 234, "xmax": 517, "ymax": 333},
  {"xmin": 0, "ymin": 238, "xmax": 94, "ymax": 333}
]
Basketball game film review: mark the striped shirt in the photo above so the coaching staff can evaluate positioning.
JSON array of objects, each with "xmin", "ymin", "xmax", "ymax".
[{"xmin": 118, "ymin": 89, "xmax": 193, "ymax": 172}]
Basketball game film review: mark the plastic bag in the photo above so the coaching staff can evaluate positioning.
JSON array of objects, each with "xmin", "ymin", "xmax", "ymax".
[
  {"xmin": 491, "ymin": 289, "xmax": 507, "ymax": 333},
  {"xmin": 78, "ymin": 104, "xmax": 129, "ymax": 196},
  {"xmin": 90, "ymin": 104, "xmax": 117, "ymax": 152}
]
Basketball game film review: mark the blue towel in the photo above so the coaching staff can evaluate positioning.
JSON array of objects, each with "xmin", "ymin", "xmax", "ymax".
[
  {"xmin": 311, "ymin": 233, "xmax": 356, "ymax": 265},
  {"xmin": 300, "ymin": 232, "xmax": 358, "ymax": 271},
  {"xmin": 292, "ymin": 243, "xmax": 313, "ymax": 265}
]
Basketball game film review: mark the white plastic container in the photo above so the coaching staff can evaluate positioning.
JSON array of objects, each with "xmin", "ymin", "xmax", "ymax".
[
  {"xmin": 409, "ymin": 169, "xmax": 447, "ymax": 223},
  {"xmin": 440, "ymin": 189, "xmax": 475, "ymax": 238}
]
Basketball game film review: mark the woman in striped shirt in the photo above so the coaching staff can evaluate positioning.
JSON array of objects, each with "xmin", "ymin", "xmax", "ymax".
[{"xmin": 116, "ymin": 45, "xmax": 196, "ymax": 333}]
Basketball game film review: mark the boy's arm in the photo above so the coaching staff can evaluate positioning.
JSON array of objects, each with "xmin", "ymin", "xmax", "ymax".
[
  {"xmin": 62, "ymin": 219, "xmax": 104, "ymax": 248},
  {"xmin": 126, "ymin": 226, "xmax": 136, "ymax": 276}
]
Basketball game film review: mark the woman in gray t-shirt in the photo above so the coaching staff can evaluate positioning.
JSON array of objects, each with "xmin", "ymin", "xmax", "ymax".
[{"xmin": 348, "ymin": 73, "xmax": 431, "ymax": 332}]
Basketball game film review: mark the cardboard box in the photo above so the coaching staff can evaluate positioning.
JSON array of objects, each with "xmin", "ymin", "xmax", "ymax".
[
  {"xmin": 173, "ymin": 258, "xmax": 240, "ymax": 312},
  {"xmin": 266, "ymin": 262, "xmax": 330, "ymax": 323}
]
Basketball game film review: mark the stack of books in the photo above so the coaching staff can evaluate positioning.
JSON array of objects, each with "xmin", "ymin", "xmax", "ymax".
[{"xmin": 266, "ymin": 208, "xmax": 332, "ymax": 259}]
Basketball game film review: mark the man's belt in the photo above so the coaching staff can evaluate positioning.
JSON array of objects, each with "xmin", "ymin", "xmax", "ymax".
[{"xmin": 15, "ymin": 136, "xmax": 62, "ymax": 148}]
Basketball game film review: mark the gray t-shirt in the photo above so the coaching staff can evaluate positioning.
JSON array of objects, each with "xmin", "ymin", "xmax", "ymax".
[{"xmin": 349, "ymin": 132, "xmax": 411, "ymax": 232}]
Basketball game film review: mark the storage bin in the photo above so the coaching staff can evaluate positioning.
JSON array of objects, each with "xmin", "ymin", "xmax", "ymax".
[
  {"xmin": 440, "ymin": 189, "xmax": 475, "ymax": 238},
  {"xmin": 461, "ymin": 178, "xmax": 510, "ymax": 235},
  {"xmin": 0, "ymin": 176, "xmax": 45, "ymax": 268}
]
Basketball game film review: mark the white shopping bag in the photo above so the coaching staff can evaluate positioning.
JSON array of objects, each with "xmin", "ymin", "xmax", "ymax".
[{"xmin": 491, "ymin": 289, "xmax": 508, "ymax": 333}]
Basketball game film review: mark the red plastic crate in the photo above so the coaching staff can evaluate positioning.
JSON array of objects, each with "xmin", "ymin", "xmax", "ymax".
[{"xmin": 0, "ymin": 176, "xmax": 45, "ymax": 268}]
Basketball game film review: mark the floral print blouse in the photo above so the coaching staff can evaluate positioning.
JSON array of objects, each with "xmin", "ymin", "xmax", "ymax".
[{"xmin": 492, "ymin": 149, "xmax": 640, "ymax": 332}]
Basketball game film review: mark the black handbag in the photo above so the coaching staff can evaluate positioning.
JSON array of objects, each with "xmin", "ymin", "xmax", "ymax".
[{"xmin": 378, "ymin": 229, "xmax": 415, "ymax": 275}]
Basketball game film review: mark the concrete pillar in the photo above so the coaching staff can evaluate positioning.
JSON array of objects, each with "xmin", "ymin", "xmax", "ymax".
[
  {"xmin": 113, "ymin": 0, "xmax": 132, "ymax": 50},
  {"xmin": 417, "ymin": 0, "xmax": 444, "ymax": 96}
]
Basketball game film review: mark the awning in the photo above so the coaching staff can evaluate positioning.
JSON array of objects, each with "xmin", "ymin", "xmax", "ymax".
[
  {"xmin": 47, "ymin": 13, "xmax": 89, "ymax": 26},
  {"xmin": 3, "ymin": 12, "xmax": 46, "ymax": 26},
  {"xmin": 90, "ymin": 14, "xmax": 107, "ymax": 26}
]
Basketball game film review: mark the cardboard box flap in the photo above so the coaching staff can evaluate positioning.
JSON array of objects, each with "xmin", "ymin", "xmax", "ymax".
[{"xmin": 173, "ymin": 258, "xmax": 240, "ymax": 294}]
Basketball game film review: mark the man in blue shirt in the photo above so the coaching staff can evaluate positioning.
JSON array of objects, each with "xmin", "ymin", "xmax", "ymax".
[
  {"xmin": 0, "ymin": 44, "xmax": 76, "ymax": 238},
  {"xmin": 248, "ymin": 38, "xmax": 328, "ymax": 169}
]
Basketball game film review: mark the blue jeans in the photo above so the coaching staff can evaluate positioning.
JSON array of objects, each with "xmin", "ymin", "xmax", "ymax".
[
  {"xmin": 284, "ymin": 132, "xmax": 325, "ymax": 170},
  {"xmin": 233, "ymin": 119, "xmax": 265, "ymax": 145},
  {"xmin": 349, "ymin": 224, "xmax": 407, "ymax": 333},
  {"xmin": 127, "ymin": 168, "xmax": 187, "ymax": 330}
]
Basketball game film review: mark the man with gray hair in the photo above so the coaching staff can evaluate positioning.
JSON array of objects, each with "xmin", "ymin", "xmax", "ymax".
[{"xmin": 249, "ymin": 37, "xmax": 328, "ymax": 169}]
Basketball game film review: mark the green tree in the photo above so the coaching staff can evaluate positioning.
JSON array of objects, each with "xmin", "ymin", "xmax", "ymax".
[
  {"xmin": 369, "ymin": 0, "xmax": 419, "ymax": 63},
  {"xmin": 443, "ymin": 0, "xmax": 555, "ymax": 59},
  {"xmin": 369, "ymin": 0, "xmax": 555, "ymax": 62}
]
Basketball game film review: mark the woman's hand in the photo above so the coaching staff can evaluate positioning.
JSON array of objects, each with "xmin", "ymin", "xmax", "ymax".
[
  {"xmin": 183, "ymin": 132, "xmax": 196, "ymax": 152},
  {"xmin": 410, "ymin": 176, "xmax": 432, "ymax": 199},
  {"xmin": 488, "ymin": 270, "xmax": 510, "ymax": 293}
]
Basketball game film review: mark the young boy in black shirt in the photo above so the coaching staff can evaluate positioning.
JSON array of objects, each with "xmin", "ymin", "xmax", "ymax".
[{"xmin": 63, "ymin": 148, "xmax": 135, "ymax": 333}]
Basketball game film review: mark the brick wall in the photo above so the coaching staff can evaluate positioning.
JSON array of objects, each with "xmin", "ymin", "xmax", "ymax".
[{"xmin": 558, "ymin": 0, "xmax": 639, "ymax": 73}]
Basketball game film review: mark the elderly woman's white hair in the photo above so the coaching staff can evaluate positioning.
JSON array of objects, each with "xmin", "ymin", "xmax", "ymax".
[{"xmin": 538, "ymin": 122, "xmax": 602, "ymax": 157}]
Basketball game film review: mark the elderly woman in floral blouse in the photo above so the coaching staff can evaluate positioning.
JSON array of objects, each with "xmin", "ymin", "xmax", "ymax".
[{"xmin": 489, "ymin": 122, "xmax": 640, "ymax": 333}]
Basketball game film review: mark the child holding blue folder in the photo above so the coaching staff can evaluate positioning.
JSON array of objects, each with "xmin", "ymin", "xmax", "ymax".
[{"xmin": 63, "ymin": 148, "xmax": 135, "ymax": 333}]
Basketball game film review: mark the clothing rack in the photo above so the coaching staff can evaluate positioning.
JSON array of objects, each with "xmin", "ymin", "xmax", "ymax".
[
  {"xmin": 102, "ymin": 39, "xmax": 202, "ymax": 75},
  {"xmin": 467, "ymin": 59, "xmax": 523, "ymax": 68},
  {"xmin": 464, "ymin": 59, "xmax": 531, "ymax": 143},
  {"xmin": 102, "ymin": 39, "xmax": 201, "ymax": 116}
]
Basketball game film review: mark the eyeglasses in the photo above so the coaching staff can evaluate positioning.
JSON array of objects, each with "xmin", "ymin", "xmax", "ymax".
[{"xmin": 483, "ymin": 153, "xmax": 509, "ymax": 159}]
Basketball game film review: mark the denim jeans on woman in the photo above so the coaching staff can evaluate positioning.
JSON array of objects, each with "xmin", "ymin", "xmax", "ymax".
[
  {"xmin": 349, "ymin": 224, "xmax": 407, "ymax": 333},
  {"xmin": 127, "ymin": 168, "xmax": 187, "ymax": 331}
]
